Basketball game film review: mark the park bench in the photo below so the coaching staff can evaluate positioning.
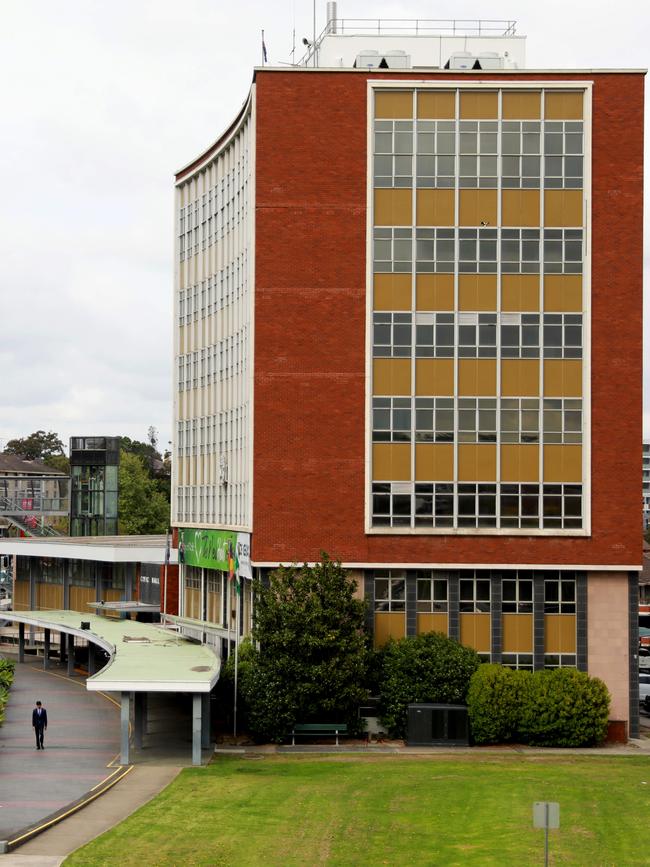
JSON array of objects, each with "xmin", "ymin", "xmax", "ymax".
[{"xmin": 289, "ymin": 723, "xmax": 349, "ymax": 746}]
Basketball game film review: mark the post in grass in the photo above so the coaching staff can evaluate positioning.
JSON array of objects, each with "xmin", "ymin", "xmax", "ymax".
[{"xmin": 533, "ymin": 801, "xmax": 560, "ymax": 866}]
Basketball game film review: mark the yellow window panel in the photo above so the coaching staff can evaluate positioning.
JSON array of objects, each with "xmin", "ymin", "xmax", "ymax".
[
  {"xmin": 458, "ymin": 274, "xmax": 497, "ymax": 311},
  {"xmin": 502, "ymin": 91, "xmax": 541, "ymax": 120},
  {"xmin": 543, "ymin": 445, "xmax": 583, "ymax": 483},
  {"xmin": 459, "ymin": 189, "xmax": 498, "ymax": 226},
  {"xmin": 544, "ymin": 614, "xmax": 577, "ymax": 653},
  {"xmin": 544, "ymin": 275, "xmax": 582, "ymax": 312},
  {"xmin": 416, "ymin": 274, "xmax": 454, "ymax": 311},
  {"xmin": 459, "ymin": 613, "xmax": 491, "ymax": 652},
  {"xmin": 502, "ymin": 613, "xmax": 534, "ymax": 652},
  {"xmin": 458, "ymin": 359, "xmax": 496, "ymax": 396},
  {"xmin": 501, "ymin": 359, "xmax": 540, "ymax": 397},
  {"xmin": 415, "ymin": 358, "xmax": 454, "ymax": 396},
  {"xmin": 502, "ymin": 189, "xmax": 540, "ymax": 227},
  {"xmin": 374, "ymin": 612, "xmax": 406, "ymax": 648},
  {"xmin": 544, "ymin": 190, "xmax": 583, "ymax": 228},
  {"xmin": 458, "ymin": 444, "xmax": 497, "ymax": 481},
  {"xmin": 374, "ymin": 188, "xmax": 412, "ymax": 226},
  {"xmin": 416, "ymin": 189, "xmax": 454, "ymax": 226},
  {"xmin": 415, "ymin": 443, "xmax": 454, "ymax": 481},
  {"xmin": 374, "ymin": 273, "xmax": 412, "ymax": 311},
  {"xmin": 417, "ymin": 90, "xmax": 455, "ymax": 119},
  {"xmin": 459, "ymin": 91, "xmax": 498, "ymax": 119},
  {"xmin": 372, "ymin": 443, "xmax": 411, "ymax": 481},
  {"xmin": 544, "ymin": 91, "xmax": 584, "ymax": 120},
  {"xmin": 375, "ymin": 90, "xmax": 414, "ymax": 119},
  {"xmin": 544, "ymin": 359, "xmax": 582, "ymax": 397},
  {"xmin": 373, "ymin": 358, "xmax": 411, "ymax": 395},
  {"xmin": 501, "ymin": 274, "xmax": 540, "ymax": 312},
  {"xmin": 500, "ymin": 444, "xmax": 540, "ymax": 483},
  {"xmin": 417, "ymin": 613, "xmax": 449, "ymax": 635}
]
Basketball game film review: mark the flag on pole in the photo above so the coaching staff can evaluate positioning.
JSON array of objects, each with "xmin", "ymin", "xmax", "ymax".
[
  {"xmin": 164, "ymin": 529, "xmax": 170, "ymax": 565},
  {"xmin": 262, "ymin": 30, "xmax": 268, "ymax": 64},
  {"xmin": 227, "ymin": 539, "xmax": 240, "ymax": 594}
]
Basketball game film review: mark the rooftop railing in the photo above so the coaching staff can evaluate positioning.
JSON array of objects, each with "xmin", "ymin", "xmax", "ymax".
[{"xmin": 298, "ymin": 18, "xmax": 518, "ymax": 66}]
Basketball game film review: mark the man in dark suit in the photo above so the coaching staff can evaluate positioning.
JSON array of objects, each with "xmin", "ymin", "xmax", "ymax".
[{"xmin": 32, "ymin": 700, "xmax": 47, "ymax": 750}]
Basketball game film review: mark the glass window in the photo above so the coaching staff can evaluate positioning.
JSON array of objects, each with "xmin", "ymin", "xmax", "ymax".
[
  {"xmin": 459, "ymin": 121, "xmax": 498, "ymax": 188},
  {"xmin": 459, "ymin": 573, "xmax": 491, "ymax": 612},
  {"xmin": 459, "ymin": 228, "xmax": 498, "ymax": 273},
  {"xmin": 543, "ymin": 399, "xmax": 582, "ymax": 444},
  {"xmin": 373, "ymin": 312, "xmax": 412, "ymax": 357},
  {"xmin": 544, "ymin": 573, "xmax": 576, "ymax": 613},
  {"xmin": 415, "ymin": 228, "xmax": 455, "ymax": 273},
  {"xmin": 374, "ymin": 570, "xmax": 406, "ymax": 612},
  {"xmin": 501, "ymin": 121, "xmax": 541, "ymax": 188},
  {"xmin": 414, "ymin": 483, "xmax": 454, "ymax": 528},
  {"xmin": 500, "ymin": 483, "xmax": 540, "ymax": 529},
  {"xmin": 416, "ymin": 573, "xmax": 449, "ymax": 612},
  {"xmin": 416, "ymin": 120, "xmax": 456, "ymax": 188},
  {"xmin": 415, "ymin": 397, "xmax": 454, "ymax": 443},
  {"xmin": 371, "ymin": 483, "xmax": 412, "ymax": 527},
  {"xmin": 502, "ymin": 574, "xmax": 533, "ymax": 613},
  {"xmin": 374, "ymin": 228, "xmax": 412, "ymax": 272},
  {"xmin": 415, "ymin": 313, "xmax": 454, "ymax": 358},
  {"xmin": 501, "ymin": 313, "xmax": 540, "ymax": 358},
  {"xmin": 458, "ymin": 398, "xmax": 497, "ymax": 443},
  {"xmin": 374, "ymin": 120, "xmax": 414, "ymax": 188},
  {"xmin": 458, "ymin": 313, "xmax": 497, "ymax": 357},
  {"xmin": 500, "ymin": 398, "xmax": 540, "ymax": 444},
  {"xmin": 458, "ymin": 485, "xmax": 497, "ymax": 528},
  {"xmin": 372, "ymin": 397, "xmax": 411, "ymax": 442},
  {"xmin": 543, "ymin": 313, "xmax": 582, "ymax": 358},
  {"xmin": 502, "ymin": 653, "xmax": 534, "ymax": 670},
  {"xmin": 501, "ymin": 229, "xmax": 540, "ymax": 273},
  {"xmin": 544, "ymin": 230, "xmax": 583, "ymax": 274}
]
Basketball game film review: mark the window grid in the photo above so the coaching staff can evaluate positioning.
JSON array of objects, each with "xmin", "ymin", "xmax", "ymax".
[
  {"xmin": 459, "ymin": 573, "xmax": 491, "ymax": 612},
  {"xmin": 502, "ymin": 575, "xmax": 534, "ymax": 612},
  {"xmin": 374, "ymin": 571, "xmax": 406, "ymax": 612},
  {"xmin": 416, "ymin": 573, "xmax": 449, "ymax": 612}
]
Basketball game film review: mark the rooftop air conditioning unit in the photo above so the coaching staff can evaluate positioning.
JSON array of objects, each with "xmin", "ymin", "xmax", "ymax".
[
  {"xmin": 476, "ymin": 52, "xmax": 504, "ymax": 70},
  {"xmin": 448, "ymin": 51, "xmax": 475, "ymax": 70},
  {"xmin": 355, "ymin": 49, "xmax": 381, "ymax": 69},
  {"xmin": 382, "ymin": 50, "xmax": 411, "ymax": 69}
]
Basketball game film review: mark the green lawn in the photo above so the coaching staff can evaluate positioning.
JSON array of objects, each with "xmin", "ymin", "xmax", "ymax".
[{"xmin": 65, "ymin": 754, "xmax": 650, "ymax": 866}]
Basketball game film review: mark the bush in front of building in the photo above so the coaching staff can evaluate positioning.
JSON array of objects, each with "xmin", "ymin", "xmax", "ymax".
[
  {"xmin": 0, "ymin": 657, "xmax": 15, "ymax": 727},
  {"xmin": 376, "ymin": 632, "xmax": 481, "ymax": 739},
  {"xmin": 467, "ymin": 664, "xmax": 610, "ymax": 747},
  {"xmin": 466, "ymin": 663, "xmax": 526, "ymax": 744},
  {"xmin": 238, "ymin": 555, "xmax": 369, "ymax": 742},
  {"xmin": 517, "ymin": 667, "xmax": 610, "ymax": 747}
]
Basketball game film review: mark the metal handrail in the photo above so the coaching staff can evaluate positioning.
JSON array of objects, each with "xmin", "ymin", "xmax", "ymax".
[{"xmin": 297, "ymin": 17, "xmax": 517, "ymax": 66}]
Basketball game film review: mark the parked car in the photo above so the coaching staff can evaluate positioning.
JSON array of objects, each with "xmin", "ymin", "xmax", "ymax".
[{"xmin": 640, "ymin": 673, "xmax": 650, "ymax": 712}]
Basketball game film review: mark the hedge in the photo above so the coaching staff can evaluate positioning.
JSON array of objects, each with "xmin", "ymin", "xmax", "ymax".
[
  {"xmin": 0, "ymin": 658, "xmax": 15, "ymax": 727},
  {"xmin": 468, "ymin": 664, "xmax": 610, "ymax": 747},
  {"xmin": 377, "ymin": 632, "xmax": 481, "ymax": 739}
]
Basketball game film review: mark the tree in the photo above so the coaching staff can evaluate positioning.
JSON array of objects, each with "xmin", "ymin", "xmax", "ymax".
[
  {"xmin": 240, "ymin": 554, "xmax": 369, "ymax": 741},
  {"xmin": 4, "ymin": 430, "xmax": 65, "ymax": 461},
  {"xmin": 118, "ymin": 451, "xmax": 169, "ymax": 535}
]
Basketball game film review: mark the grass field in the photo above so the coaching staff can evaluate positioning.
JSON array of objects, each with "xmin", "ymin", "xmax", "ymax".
[{"xmin": 65, "ymin": 754, "xmax": 650, "ymax": 866}]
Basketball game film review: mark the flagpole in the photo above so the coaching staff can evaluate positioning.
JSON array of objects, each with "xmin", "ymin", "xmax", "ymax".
[
  {"xmin": 261, "ymin": 29, "xmax": 265, "ymax": 66},
  {"xmin": 233, "ymin": 568, "xmax": 240, "ymax": 738}
]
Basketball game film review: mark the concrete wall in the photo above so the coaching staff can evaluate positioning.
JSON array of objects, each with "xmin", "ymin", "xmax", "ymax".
[{"xmin": 587, "ymin": 571, "xmax": 629, "ymax": 722}]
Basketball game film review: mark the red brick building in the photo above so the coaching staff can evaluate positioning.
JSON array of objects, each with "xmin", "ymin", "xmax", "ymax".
[{"xmin": 172, "ymin": 18, "xmax": 644, "ymax": 735}]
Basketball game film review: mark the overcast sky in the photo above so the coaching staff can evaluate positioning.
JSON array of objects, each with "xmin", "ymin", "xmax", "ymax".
[{"xmin": 0, "ymin": 0, "xmax": 647, "ymax": 454}]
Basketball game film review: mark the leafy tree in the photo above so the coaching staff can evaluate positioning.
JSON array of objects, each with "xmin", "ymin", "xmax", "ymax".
[
  {"xmin": 376, "ymin": 632, "xmax": 481, "ymax": 738},
  {"xmin": 4, "ymin": 430, "xmax": 65, "ymax": 461},
  {"xmin": 239, "ymin": 554, "xmax": 369, "ymax": 742},
  {"xmin": 118, "ymin": 451, "xmax": 169, "ymax": 535},
  {"xmin": 42, "ymin": 453, "xmax": 70, "ymax": 474}
]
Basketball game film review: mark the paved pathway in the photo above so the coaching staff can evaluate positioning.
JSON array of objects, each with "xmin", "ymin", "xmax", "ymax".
[{"xmin": 0, "ymin": 660, "xmax": 120, "ymax": 844}]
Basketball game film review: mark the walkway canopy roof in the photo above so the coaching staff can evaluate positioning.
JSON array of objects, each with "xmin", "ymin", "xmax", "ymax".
[
  {"xmin": 0, "ymin": 535, "xmax": 176, "ymax": 565},
  {"xmin": 9, "ymin": 611, "xmax": 218, "ymax": 693}
]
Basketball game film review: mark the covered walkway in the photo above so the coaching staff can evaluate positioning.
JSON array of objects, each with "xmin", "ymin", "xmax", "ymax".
[{"xmin": 9, "ymin": 611, "xmax": 219, "ymax": 766}]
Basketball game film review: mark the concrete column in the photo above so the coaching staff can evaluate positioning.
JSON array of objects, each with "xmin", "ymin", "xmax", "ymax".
[
  {"xmin": 63, "ymin": 561, "xmax": 70, "ymax": 610},
  {"xmin": 141, "ymin": 692, "xmax": 148, "ymax": 734},
  {"xmin": 201, "ymin": 693, "xmax": 210, "ymax": 749},
  {"xmin": 43, "ymin": 629, "xmax": 50, "ymax": 670},
  {"xmin": 192, "ymin": 693, "xmax": 202, "ymax": 766},
  {"xmin": 18, "ymin": 622, "xmax": 25, "ymax": 663},
  {"xmin": 67, "ymin": 633, "xmax": 75, "ymax": 676},
  {"xmin": 120, "ymin": 692, "xmax": 131, "ymax": 765}
]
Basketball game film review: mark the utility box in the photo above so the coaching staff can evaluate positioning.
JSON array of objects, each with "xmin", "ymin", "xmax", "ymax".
[{"xmin": 406, "ymin": 703, "xmax": 469, "ymax": 746}]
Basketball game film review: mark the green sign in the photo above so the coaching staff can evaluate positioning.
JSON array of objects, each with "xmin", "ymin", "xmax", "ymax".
[{"xmin": 179, "ymin": 528, "xmax": 251, "ymax": 578}]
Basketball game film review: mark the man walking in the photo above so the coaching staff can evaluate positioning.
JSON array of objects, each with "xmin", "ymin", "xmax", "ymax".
[{"xmin": 32, "ymin": 700, "xmax": 47, "ymax": 750}]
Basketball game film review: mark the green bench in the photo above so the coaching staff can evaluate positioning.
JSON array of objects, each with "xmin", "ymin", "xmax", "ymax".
[{"xmin": 290, "ymin": 723, "xmax": 348, "ymax": 746}]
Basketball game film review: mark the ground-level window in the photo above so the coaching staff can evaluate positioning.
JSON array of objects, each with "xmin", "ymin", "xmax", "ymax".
[
  {"xmin": 416, "ymin": 573, "xmax": 448, "ymax": 612},
  {"xmin": 459, "ymin": 573, "xmax": 491, "ymax": 612},
  {"xmin": 374, "ymin": 570, "xmax": 406, "ymax": 612},
  {"xmin": 544, "ymin": 654, "xmax": 576, "ymax": 669},
  {"xmin": 544, "ymin": 573, "xmax": 576, "ymax": 613},
  {"xmin": 502, "ymin": 575, "xmax": 533, "ymax": 613},
  {"xmin": 502, "ymin": 653, "xmax": 534, "ymax": 671}
]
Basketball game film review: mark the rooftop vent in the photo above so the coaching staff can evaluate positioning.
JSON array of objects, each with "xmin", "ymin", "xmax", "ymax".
[
  {"xmin": 354, "ymin": 49, "xmax": 412, "ymax": 69},
  {"xmin": 446, "ymin": 51, "xmax": 505, "ymax": 70}
]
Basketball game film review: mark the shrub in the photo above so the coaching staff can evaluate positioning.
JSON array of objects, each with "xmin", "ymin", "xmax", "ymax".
[
  {"xmin": 518, "ymin": 668, "xmax": 610, "ymax": 747},
  {"xmin": 377, "ymin": 632, "xmax": 481, "ymax": 738},
  {"xmin": 467, "ymin": 664, "xmax": 611, "ymax": 747},
  {"xmin": 240, "ymin": 555, "xmax": 369, "ymax": 742},
  {"xmin": 467, "ymin": 663, "xmax": 528, "ymax": 745},
  {"xmin": 0, "ymin": 658, "xmax": 15, "ymax": 691}
]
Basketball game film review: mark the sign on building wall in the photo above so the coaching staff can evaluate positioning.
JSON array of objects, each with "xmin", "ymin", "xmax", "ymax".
[{"xmin": 179, "ymin": 528, "xmax": 251, "ymax": 579}]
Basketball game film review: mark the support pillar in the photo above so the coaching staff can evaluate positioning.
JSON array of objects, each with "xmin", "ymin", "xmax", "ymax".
[
  {"xmin": 67, "ymin": 633, "xmax": 75, "ymax": 676},
  {"xmin": 120, "ymin": 692, "xmax": 131, "ymax": 765},
  {"xmin": 43, "ymin": 628, "xmax": 50, "ymax": 670},
  {"xmin": 192, "ymin": 693, "xmax": 202, "ymax": 766},
  {"xmin": 134, "ymin": 693, "xmax": 145, "ymax": 750},
  {"xmin": 201, "ymin": 693, "xmax": 210, "ymax": 749},
  {"xmin": 18, "ymin": 622, "xmax": 25, "ymax": 663}
]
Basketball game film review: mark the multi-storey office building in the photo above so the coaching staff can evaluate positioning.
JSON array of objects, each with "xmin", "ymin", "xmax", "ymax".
[{"xmin": 172, "ymin": 13, "xmax": 644, "ymax": 735}]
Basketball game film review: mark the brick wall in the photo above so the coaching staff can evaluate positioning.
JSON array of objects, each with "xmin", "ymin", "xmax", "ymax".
[{"xmin": 253, "ymin": 69, "xmax": 644, "ymax": 567}]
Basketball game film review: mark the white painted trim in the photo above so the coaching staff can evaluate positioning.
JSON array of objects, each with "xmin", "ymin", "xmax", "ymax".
[
  {"xmin": 364, "ymin": 82, "xmax": 374, "ymax": 532},
  {"xmin": 0, "ymin": 540, "xmax": 176, "ymax": 564},
  {"xmin": 252, "ymin": 561, "xmax": 642, "ymax": 571},
  {"xmin": 367, "ymin": 80, "xmax": 596, "ymax": 90},
  {"xmin": 86, "ymin": 679, "xmax": 214, "ymax": 693},
  {"xmin": 248, "ymin": 83, "xmax": 257, "ymax": 536},
  {"xmin": 582, "ymin": 84, "xmax": 593, "ymax": 536},
  {"xmin": 255, "ymin": 67, "xmax": 647, "ymax": 75},
  {"xmin": 364, "ymin": 527, "xmax": 589, "ymax": 536}
]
